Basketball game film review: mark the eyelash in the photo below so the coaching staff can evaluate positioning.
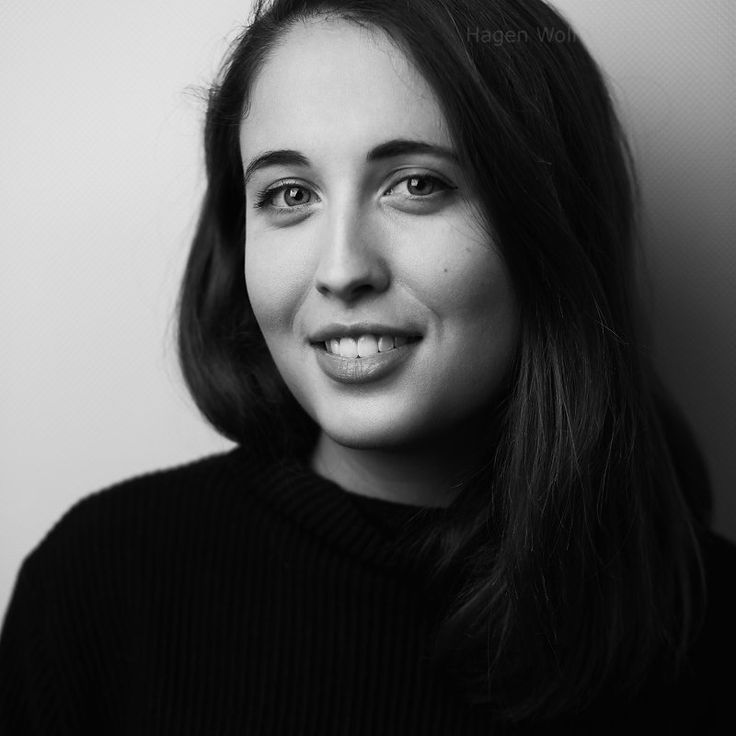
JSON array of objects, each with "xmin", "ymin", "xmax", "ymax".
[{"xmin": 253, "ymin": 174, "xmax": 456, "ymax": 215}]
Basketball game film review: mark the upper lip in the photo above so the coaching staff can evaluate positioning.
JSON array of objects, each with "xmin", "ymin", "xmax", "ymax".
[{"xmin": 309, "ymin": 322, "xmax": 423, "ymax": 343}]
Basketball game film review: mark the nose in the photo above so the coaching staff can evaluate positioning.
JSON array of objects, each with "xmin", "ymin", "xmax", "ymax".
[{"xmin": 314, "ymin": 205, "xmax": 390, "ymax": 303}]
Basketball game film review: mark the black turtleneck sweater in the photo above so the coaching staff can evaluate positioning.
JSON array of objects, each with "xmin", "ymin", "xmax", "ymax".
[{"xmin": 1, "ymin": 444, "xmax": 734, "ymax": 735}]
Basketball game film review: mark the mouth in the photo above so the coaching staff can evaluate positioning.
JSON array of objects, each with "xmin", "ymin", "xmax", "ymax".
[
  {"xmin": 310, "ymin": 332, "xmax": 422, "ymax": 385},
  {"xmin": 313, "ymin": 333, "xmax": 422, "ymax": 359}
]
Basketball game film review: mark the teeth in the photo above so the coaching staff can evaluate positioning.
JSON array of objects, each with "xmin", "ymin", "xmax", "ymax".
[
  {"xmin": 356, "ymin": 335, "xmax": 378, "ymax": 357},
  {"xmin": 323, "ymin": 333, "xmax": 414, "ymax": 357},
  {"xmin": 377, "ymin": 335, "xmax": 394, "ymax": 352},
  {"xmin": 338, "ymin": 337, "xmax": 358, "ymax": 358}
]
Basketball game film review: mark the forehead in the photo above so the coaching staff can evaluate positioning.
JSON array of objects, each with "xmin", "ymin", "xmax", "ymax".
[{"xmin": 240, "ymin": 17, "xmax": 451, "ymax": 159}]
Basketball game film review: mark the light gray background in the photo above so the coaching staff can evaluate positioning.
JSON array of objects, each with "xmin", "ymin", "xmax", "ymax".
[{"xmin": 1, "ymin": 1, "xmax": 734, "ymax": 620}]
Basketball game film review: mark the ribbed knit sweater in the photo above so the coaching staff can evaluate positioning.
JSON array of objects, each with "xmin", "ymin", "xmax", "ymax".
[{"xmin": 1, "ymin": 443, "xmax": 734, "ymax": 734}]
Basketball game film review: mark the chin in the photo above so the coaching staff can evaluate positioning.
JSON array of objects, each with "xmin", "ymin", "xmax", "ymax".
[
  {"xmin": 316, "ymin": 408, "xmax": 442, "ymax": 452},
  {"xmin": 320, "ymin": 421, "xmax": 405, "ymax": 451}
]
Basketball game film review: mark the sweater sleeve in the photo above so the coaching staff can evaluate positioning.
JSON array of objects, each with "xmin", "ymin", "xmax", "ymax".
[
  {"xmin": 0, "ymin": 555, "xmax": 71, "ymax": 735},
  {"xmin": 0, "ymin": 493, "xmax": 132, "ymax": 736}
]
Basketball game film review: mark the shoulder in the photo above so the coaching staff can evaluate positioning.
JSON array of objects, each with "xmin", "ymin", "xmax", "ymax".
[
  {"xmin": 693, "ymin": 528, "xmax": 736, "ymax": 648},
  {"xmin": 545, "ymin": 529, "xmax": 736, "ymax": 734},
  {"xmin": 5, "ymin": 445, "xmax": 284, "ymax": 652},
  {"xmin": 699, "ymin": 526, "xmax": 736, "ymax": 574},
  {"xmin": 20, "ymin": 446, "xmax": 265, "ymax": 584},
  {"xmin": 650, "ymin": 528, "xmax": 736, "ymax": 732},
  {"xmin": 691, "ymin": 527, "xmax": 736, "ymax": 654},
  {"xmin": 0, "ymin": 446, "xmax": 275, "ymax": 732}
]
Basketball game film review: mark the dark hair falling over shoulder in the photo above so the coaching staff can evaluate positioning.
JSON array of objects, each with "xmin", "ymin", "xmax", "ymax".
[{"xmin": 177, "ymin": 0, "xmax": 708, "ymax": 723}]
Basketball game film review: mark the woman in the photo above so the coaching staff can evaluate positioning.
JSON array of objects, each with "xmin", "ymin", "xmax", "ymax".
[{"xmin": 1, "ymin": 0, "xmax": 734, "ymax": 732}]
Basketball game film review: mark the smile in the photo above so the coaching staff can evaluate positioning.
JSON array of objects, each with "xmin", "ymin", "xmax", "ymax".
[
  {"xmin": 313, "ymin": 336, "xmax": 421, "ymax": 385},
  {"xmin": 322, "ymin": 334, "xmax": 419, "ymax": 358}
]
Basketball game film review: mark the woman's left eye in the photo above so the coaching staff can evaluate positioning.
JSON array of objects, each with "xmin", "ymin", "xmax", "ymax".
[{"xmin": 385, "ymin": 174, "xmax": 455, "ymax": 199}]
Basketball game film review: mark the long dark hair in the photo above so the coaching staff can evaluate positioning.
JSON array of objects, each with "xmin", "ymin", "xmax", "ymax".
[{"xmin": 177, "ymin": 0, "xmax": 707, "ymax": 723}]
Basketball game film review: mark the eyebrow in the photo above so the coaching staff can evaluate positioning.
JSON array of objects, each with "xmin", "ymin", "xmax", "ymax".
[{"xmin": 242, "ymin": 139, "xmax": 459, "ymax": 185}]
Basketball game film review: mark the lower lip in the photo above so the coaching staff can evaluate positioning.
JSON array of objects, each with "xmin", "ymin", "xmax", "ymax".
[{"xmin": 313, "ymin": 341, "xmax": 420, "ymax": 385}]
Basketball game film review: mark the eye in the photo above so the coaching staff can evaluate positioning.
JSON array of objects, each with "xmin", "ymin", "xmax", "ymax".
[
  {"xmin": 254, "ymin": 182, "xmax": 318, "ymax": 213},
  {"xmin": 384, "ymin": 174, "xmax": 456, "ymax": 200}
]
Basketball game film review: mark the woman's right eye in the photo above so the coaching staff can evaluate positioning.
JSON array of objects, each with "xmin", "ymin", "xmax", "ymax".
[{"xmin": 254, "ymin": 182, "xmax": 318, "ymax": 214}]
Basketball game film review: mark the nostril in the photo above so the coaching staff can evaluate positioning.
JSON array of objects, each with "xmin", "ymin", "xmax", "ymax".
[{"xmin": 316, "ymin": 280, "xmax": 379, "ymax": 301}]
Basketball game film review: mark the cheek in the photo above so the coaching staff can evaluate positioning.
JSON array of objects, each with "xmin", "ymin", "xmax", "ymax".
[
  {"xmin": 402, "ymin": 220, "xmax": 520, "ymax": 407},
  {"xmin": 244, "ymin": 237, "xmax": 308, "ymax": 336},
  {"xmin": 401, "ymin": 219, "xmax": 515, "ymax": 325}
]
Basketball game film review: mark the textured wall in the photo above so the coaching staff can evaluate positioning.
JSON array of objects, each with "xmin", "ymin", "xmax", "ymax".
[
  {"xmin": 1, "ymin": 1, "xmax": 734, "ymax": 619},
  {"xmin": 553, "ymin": 0, "xmax": 735, "ymax": 540}
]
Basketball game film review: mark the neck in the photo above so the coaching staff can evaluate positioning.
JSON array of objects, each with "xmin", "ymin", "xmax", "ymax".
[{"xmin": 310, "ymin": 418, "xmax": 499, "ymax": 508}]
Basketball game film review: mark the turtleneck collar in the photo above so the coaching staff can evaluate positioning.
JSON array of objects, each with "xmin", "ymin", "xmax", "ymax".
[{"xmin": 226, "ymin": 439, "xmax": 456, "ymax": 587}]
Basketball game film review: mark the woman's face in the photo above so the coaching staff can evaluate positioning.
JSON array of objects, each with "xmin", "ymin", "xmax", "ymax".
[{"xmin": 241, "ymin": 18, "xmax": 519, "ymax": 451}]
